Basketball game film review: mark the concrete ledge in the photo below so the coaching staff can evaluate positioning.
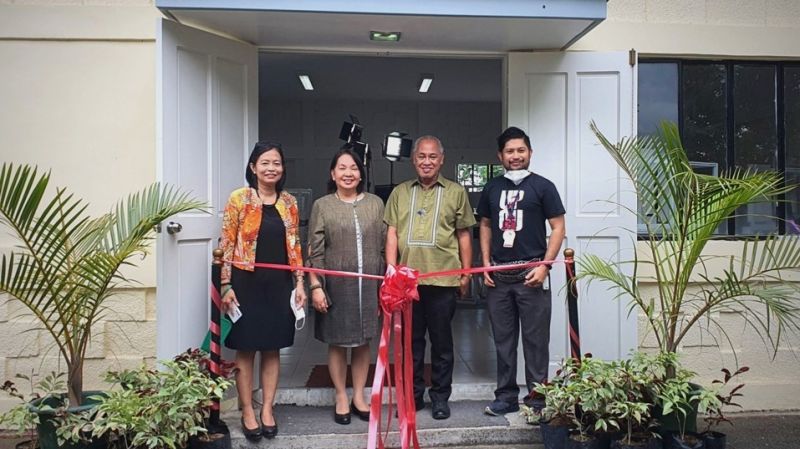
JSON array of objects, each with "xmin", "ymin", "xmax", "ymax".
[
  {"xmin": 222, "ymin": 400, "xmax": 541, "ymax": 449},
  {"xmin": 262, "ymin": 383, "xmax": 496, "ymax": 407}
]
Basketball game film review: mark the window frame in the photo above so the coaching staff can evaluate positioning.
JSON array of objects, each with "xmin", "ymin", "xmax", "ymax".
[{"xmin": 639, "ymin": 58, "xmax": 800, "ymax": 237}]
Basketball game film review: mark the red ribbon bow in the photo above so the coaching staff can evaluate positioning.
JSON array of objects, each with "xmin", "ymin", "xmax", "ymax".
[{"xmin": 368, "ymin": 265, "xmax": 421, "ymax": 449}]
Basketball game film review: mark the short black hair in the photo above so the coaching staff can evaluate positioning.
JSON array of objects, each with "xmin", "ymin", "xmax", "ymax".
[
  {"xmin": 245, "ymin": 141, "xmax": 286, "ymax": 192},
  {"xmin": 327, "ymin": 145, "xmax": 366, "ymax": 194},
  {"xmin": 497, "ymin": 127, "xmax": 532, "ymax": 152}
]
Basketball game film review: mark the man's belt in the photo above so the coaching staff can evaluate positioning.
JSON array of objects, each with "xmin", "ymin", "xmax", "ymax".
[{"xmin": 491, "ymin": 258, "xmax": 541, "ymax": 283}]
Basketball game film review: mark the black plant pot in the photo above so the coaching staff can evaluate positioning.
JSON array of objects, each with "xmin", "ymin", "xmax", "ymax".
[
  {"xmin": 28, "ymin": 391, "xmax": 106, "ymax": 449},
  {"xmin": 701, "ymin": 431, "xmax": 726, "ymax": 449},
  {"xmin": 540, "ymin": 419, "xmax": 571, "ymax": 449},
  {"xmin": 592, "ymin": 430, "xmax": 623, "ymax": 449},
  {"xmin": 610, "ymin": 436, "xmax": 661, "ymax": 449},
  {"xmin": 668, "ymin": 432, "xmax": 705, "ymax": 449},
  {"xmin": 655, "ymin": 383, "xmax": 702, "ymax": 434},
  {"xmin": 189, "ymin": 420, "xmax": 232, "ymax": 449},
  {"xmin": 567, "ymin": 433, "xmax": 601, "ymax": 449}
]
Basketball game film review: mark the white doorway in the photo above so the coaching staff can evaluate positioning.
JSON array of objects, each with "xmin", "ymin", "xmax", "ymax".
[{"xmin": 154, "ymin": 3, "xmax": 637, "ymax": 394}]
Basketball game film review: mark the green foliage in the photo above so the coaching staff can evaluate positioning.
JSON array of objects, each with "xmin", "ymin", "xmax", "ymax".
[
  {"xmin": 579, "ymin": 121, "xmax": 800, "ymax": 360},
  {"xmin": 0, "ymin": 371, "xmax": 66, "ymax": 441},
  {"xmin": 56, "ymin": 351, "xmax": 232, "ymax": 449},
  {"xmin": 0, "ymin": 163, "xmax": 205, "ymax": 405},
  {"xmin": 533, "ymin": 352, "xmax": 720, "ymax": 445},
  {"xmin": 703, "ymin": 366, "xmax": 748, "ymax": 434}
]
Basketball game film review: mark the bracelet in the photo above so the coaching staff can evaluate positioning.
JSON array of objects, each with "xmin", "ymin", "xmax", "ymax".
[{"xmin": 309, "ymin": 283, "xmax": 322, "ymax": 291}]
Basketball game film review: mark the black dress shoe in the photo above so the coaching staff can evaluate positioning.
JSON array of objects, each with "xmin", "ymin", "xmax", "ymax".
[
  {"xmin": 261, "ymin": 417, "xmax": 278, "ymax": 439},
  {"xmin": 431, "ymin": 401, "xmax": 450, "ymax": 420},
  {"xmin": 351, "ymin": 400, "xmax": 370, "ymax": 421},
  {"xmin": 240, "ymin": 417, "xmax": 262, "ymax": 441},
  {"xmin": 334, "ymin": 408, "xmax": 351, "ymax": 425}
]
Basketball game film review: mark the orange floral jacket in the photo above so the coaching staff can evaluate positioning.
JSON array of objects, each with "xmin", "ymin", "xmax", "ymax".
[{"xmin": 220, "ymin": 187, "xmax": 303, "ymax": 284}]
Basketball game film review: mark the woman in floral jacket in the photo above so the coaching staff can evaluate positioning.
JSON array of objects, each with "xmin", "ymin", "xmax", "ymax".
[{"xmin": 220, "ymin": 141, "xmax": 306, "ymax": 441}]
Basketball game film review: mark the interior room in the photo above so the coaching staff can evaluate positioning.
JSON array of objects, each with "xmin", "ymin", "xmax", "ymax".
[{"xmin": 258, "ymin": 52, "xmax": 504, "ymax": 388}]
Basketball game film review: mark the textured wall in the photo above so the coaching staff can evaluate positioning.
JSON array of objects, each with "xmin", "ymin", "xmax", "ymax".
[{"xmin": 574, "ymin": 0, "xmax": 800, "ymax": 57}]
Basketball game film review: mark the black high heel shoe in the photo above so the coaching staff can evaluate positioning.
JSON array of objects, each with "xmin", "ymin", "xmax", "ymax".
[
  {"xmin": 351, "ymin": 400, "xmax": 370, "ymax": 421},
  {"xmin": 240, "ymin": 417, "xmax": 262, "ymax": 442},
  {"xmin": 334, "ymin": 407, "xmax": 351, "ymax": 425},
  {"xmin": 261, "ymin": 416, "xmax": 278, "ymax": 439}
]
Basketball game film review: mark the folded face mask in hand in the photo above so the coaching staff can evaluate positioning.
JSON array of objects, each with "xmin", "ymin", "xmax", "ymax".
[{"xmin": 289, "ymin": 289, "xmax": 305, "ymax": 330}]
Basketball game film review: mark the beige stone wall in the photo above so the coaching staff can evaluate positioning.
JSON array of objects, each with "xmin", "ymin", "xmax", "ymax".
[
  {"xmin": 0, "ymin": 1, "xmax": 161, "ymax": 412},
  {"xmin": 634, "ymin": 241, "xmax": 800, "ymax": 410},
  {"xmin": 576, "ymin": 0, "xmax": 800, "ymax": 58}
]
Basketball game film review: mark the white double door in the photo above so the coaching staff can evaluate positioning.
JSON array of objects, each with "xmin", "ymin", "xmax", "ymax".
[{"xmin": 156, "ymin": 19, "xmax": 638, "ymax": 372}]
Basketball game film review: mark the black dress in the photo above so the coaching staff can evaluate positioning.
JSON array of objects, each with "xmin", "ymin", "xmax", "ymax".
[{"xmin": 225, "ymin": 204, "xmax": 295, "ymax": 351}]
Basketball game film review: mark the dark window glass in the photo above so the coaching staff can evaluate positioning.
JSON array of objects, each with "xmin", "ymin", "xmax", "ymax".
[
  {"xmin": 682, "ymin": 64, "xmax": 728, "ymax": 172},
  {"xmin": 638, "ymin": 63, "xmax": 678, "ymax": 136},
  {"xmin": 734, "ymin": 65, "xmax": 778, "ymax": 234},
  {"xmin": 786, "ymin": 67, "xmax": 800, "ymax": 234}
]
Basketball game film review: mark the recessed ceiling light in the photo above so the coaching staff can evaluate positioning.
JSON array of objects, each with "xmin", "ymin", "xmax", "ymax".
[
  {"xmin": 298, "ymin": 74, "xmax": 314, "ymax": 91},
  {"xmin": 418, "ymin": 75, "xmax": 434, "ymax": 93},
  {"xmin": 370, "ymin": 31, "xmax": 401, "ymax": 42}
]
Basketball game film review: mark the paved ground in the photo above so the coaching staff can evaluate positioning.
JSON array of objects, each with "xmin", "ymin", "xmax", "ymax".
[{"xmin": 2, "ymin": 411, "xmax": 798, "ymax": 448}]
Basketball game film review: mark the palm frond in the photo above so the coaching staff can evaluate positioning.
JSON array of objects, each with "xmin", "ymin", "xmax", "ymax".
[
  {"xmin": 583, "ymin": 122, "xmax": 800, "ymax": 360},
  {"xmin": 0, "ymin": 163, "xmax": 205, "ymax": 404}
]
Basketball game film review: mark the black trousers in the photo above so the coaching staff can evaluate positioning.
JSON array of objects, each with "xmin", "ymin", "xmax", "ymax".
[
  {"xmin": 412, "ymin": 285, "xmax": 457, "ymax": 403},
  {"xmin": 486, "ymin": 278, "xmax": 551, "ymax": 407}
]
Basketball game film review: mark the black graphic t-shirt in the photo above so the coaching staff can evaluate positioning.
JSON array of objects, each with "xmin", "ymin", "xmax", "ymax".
[{"xmin": 476, "ymin": 173, "xmax": 565, "ymax": 263}]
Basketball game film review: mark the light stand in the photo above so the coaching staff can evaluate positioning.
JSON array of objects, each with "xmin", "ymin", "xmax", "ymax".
[{"xmin": 338, "ymin": 114, "xmax": 371, "ymax": 190}]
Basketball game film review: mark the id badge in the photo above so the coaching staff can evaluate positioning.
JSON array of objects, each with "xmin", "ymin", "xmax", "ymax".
[{"xmin": 502, "ymin": 230, "xmax": 516, "ymax": 248}]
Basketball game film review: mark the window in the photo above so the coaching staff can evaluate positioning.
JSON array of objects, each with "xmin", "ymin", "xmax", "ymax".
[
  {"xmin": 638, "ymin": 60, "xmax": 800, "ymax": 235},
  {"xmin": 456, "ymin": 163, "xmax": 505, "ymax": 192}
]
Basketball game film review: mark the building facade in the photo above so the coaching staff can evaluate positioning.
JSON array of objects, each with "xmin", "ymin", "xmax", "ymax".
[{"xmin": 1, "ymin": 0, "xmax": 799, "ymax": 411}]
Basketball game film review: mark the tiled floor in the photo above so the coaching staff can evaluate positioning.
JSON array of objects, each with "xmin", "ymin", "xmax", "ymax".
[{"xmin": 277, "ymin": 306, "xmax": 496, "ymax": 388}]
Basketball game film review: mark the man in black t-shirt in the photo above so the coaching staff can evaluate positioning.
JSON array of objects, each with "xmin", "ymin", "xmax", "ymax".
[{"xmin": 476, "ymin": 126, "xmax": 566, "ymax": 417}]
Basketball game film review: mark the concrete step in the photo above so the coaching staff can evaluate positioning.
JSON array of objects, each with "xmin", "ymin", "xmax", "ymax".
[
  {"xmin": 267, "ymin": 383, "xmax": 497, "ymax": 407},
  {"xmin": 222, "ymin": 400, "xmax": 543, "ymax": 449}
]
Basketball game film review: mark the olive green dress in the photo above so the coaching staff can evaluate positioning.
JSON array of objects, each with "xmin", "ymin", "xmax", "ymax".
[{"xmin": 307, "ymin": 193, "xmax": 385, "ymax": 346}]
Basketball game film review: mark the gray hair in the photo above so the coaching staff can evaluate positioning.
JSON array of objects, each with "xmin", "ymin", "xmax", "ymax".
[{"xmin": 413, "ymin": 135, "xmax": 444, "ymax": 154}]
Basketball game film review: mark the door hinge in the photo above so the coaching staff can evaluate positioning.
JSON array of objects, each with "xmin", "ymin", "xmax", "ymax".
[{"xmin": 629, "ymin": 49, "xmax": 637, "ymax": 67}]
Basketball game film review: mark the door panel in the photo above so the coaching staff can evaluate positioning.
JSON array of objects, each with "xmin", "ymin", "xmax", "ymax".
[
  {"xmin": 507, "ymin": 51, "xmax": 637, "ymax": 376},
  {"xmin": 156, "ymin": 18, "xmax": 257, "ymax": 360}
]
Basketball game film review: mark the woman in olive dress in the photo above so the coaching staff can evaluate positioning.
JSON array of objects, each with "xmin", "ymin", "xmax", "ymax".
[{"xmin": 307, "ymin": 147, "xmax": 385, "ymax": 425}]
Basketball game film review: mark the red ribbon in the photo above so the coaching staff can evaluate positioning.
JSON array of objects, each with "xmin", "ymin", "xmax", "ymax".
[{"xmin": 369, "ymin": 265, "xmax": 420, "ymax": 449}]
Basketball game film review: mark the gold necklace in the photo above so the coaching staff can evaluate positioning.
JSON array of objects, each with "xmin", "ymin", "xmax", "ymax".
[
  {"xmin": 335, "ymin": 191, "xmax": 360, "ymax": 203},
  {"xmin": 258, "ymin": 189, "xmax": 277, "ymax": 204}
]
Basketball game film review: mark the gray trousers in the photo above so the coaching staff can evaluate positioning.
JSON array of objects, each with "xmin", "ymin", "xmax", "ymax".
[{"xmin": 486, "ymin": 278, "xmax": 551, "ymax": 405}]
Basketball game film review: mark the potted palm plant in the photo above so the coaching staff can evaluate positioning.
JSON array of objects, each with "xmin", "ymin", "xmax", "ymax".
[
  {"xmin": 579, "ymin": 122, "xmax": 800, "ymax": 380},
  {"xmin": 0, "ymin": 163, "xmax": 204, "ymax": 447}
]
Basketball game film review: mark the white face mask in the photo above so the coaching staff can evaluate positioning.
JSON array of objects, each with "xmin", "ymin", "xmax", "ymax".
[{"xmin": 504, "ymin": 169, "xmax": 531, "ymax": 185}]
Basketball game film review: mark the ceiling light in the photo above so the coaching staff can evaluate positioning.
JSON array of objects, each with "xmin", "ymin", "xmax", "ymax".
[
  {"xmin": 298, "ymin": 74, "xmax": 314, "ymax": 91},
  {"xmin": 370, "ymin": 31, "xmax": 401, "ymax": 42},
  {"xmin": 418, "ymin": 75, "xmax": 434, "ymax": 93}
]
